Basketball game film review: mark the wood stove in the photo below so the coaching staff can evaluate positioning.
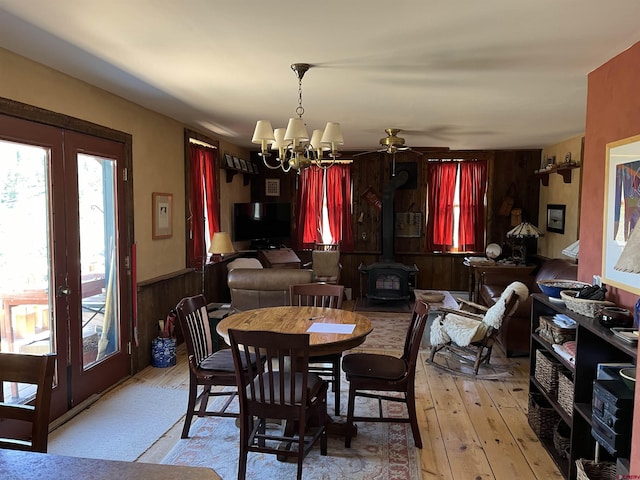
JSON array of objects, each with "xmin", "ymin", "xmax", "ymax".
[{"xmin": 360, "ymin": 168, "xmax": 418, "ymax": 302}]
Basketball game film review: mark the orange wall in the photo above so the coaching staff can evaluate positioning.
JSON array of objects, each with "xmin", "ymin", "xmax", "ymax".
[{"xmin": 582, "ymin": 40, "xmax": 640, "ymax": 473}]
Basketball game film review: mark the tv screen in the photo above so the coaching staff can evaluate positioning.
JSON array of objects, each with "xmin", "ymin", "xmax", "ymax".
[{"xmin": 233, "ymin": 202, "xmax": 292, "ymax": 242}]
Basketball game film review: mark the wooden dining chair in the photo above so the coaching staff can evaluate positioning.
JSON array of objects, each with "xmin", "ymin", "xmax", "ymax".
[
  {"xmin": 289, "ymin": 282, "xmax": 344, "ymax": 416},
  {"xmin": 341, "ymin": 299, "xmax": 429, "ymax": 448},
  {"xmin": 0, "ymin": 352, "xmax": 56, "ymax": 453},
  {"xmin": 229, "ymin": 329, "xmax": 328, "ymax": 480},
  {"xmin": 175, "ymin": 294, "xmax": 262, "ymax": 438}
]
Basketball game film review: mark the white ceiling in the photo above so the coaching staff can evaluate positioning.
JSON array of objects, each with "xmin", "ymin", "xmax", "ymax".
[{"xmin": 1, "ymin": 1, "xmax": 640, "ymax": 152}]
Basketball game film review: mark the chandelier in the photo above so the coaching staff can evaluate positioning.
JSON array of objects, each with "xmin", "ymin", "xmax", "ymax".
[{"xmin": 251, "ymin": 63, "xmax": 344, "ymax": 172}]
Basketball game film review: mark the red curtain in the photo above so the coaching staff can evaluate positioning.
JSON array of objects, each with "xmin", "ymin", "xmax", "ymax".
[
  {"xmin": 326, "ymin": 164, "xmax": 354, "ymax": 251},
  {"xmin": 459, "ymin": 161, "xmax": 487, "ymax": 251},
  {"xmin": 425, "ymin": 162, "xmax": 457, "ymax": 251},
  {"xmin": 187, "ymin": 143, "xmax": 219, "ymax": 268},
  {"xmin": 295, "ymin": 166, "xmax": 324, "ymax": 249}
]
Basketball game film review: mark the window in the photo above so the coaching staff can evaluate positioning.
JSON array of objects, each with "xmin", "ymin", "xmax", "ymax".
[
  {"xmin": 186, "ymin": 133, "xmax": 220, "ymax": 268},
  {"xmin": 425, "ymin": 158, "xmax": 487, "ymax": 252},
  {"xmin": 294, "ymin": 164, "xmax": 354, "ymax": 251}
]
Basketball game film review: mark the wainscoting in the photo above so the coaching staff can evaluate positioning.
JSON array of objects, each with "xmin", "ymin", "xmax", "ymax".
[{"xmin": 134, "ymin": 261, "xmax": 230, "ymax": 372}]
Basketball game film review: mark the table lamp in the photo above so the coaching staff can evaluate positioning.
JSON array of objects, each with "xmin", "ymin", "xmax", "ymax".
[
  {"xmin": 209, "ymin": 232, "xmax": 235, "ymax": 262},
  {"xmin": 506, "ymin": 221, "xmax": 542, "ymax": 265}
]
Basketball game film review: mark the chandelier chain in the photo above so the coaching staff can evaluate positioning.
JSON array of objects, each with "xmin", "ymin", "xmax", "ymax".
[{"xmin": 296, "ymin": 76, "xmax": 304, "ymax": 118}]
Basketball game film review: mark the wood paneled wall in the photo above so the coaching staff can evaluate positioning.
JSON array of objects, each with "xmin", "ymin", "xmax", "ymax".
[
  {"xmin": 134, "ymin": 260, "xmax": 231, "ymax": 372},
  {"xmin": 251, "ymin": 148, "xmax": 541, "ymax": 293}
]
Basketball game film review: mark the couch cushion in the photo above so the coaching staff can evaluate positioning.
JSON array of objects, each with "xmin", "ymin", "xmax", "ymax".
[
  {"xmin": 228, "ymin": 268, "xmax": 314, "ymax": 311},
  {"xmin": 531, "ymin": 259, "xmax": 578, "ymax": 293}
]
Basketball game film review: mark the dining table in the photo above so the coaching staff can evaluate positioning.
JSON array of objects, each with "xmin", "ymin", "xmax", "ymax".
[
  {"xmin": 216, "ymin": 305, "xmax": 373, "ymax": 440},
  {"xmin": 216, "ymin": 305, "xmax": 373, "ymax": 357}
]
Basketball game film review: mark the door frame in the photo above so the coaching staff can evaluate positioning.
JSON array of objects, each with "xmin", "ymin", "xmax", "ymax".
[{"xmin": 0, "ymin": 97, "xmax": 134, "ymax": 419}]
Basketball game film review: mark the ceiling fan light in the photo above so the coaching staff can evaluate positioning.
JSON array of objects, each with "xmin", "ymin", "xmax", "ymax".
[{"xmin": 284, "ymin": 117, "xmax": 309, "ymax": 142}]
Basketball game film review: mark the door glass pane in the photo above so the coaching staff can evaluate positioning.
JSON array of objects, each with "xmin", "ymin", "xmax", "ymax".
[
  {"xmin": 0, "ymin": 140, "xmax": 55, "ymax": 402},
  {"xmin": 77, "ymin": 154, "xmax": 119, "ymax": 369}
]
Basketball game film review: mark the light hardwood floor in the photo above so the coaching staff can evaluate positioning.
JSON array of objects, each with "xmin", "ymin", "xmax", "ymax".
[{"xmin": 131, "ymin": 301, "xmax": 562, "ymax": 479}]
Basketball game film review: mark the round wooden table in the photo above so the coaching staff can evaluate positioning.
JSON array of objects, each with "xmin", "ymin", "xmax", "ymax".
[{"xmin": 217, "ymin": 306, "xmax": 372, "ymax": 356}]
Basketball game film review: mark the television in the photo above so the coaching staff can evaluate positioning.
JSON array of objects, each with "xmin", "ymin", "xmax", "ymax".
[{"xmin": 233, "ymin": 202, "xmax": 292, "ymax": 244}]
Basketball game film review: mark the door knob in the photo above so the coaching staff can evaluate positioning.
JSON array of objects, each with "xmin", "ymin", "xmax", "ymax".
[{"xmin": 57, "ymin": 286, "xmax": 71, "ymax": 297}]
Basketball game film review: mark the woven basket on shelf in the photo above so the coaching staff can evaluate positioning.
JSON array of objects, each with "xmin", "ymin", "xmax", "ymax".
[
  {"xmin": 560, "ymin": 290, "xmax": 615, "ymax": 318},
  {"xmin": 535, "ymin": 349, "xmax": 561, "ymax": 399},
  {"xmin": 575, "ymin": 458, "xmax": 617, "ymax": 480},
  {"xmin": 537, "ymin": 315, "xmax": 576, "ymax": 344},
  {"xmin": 553, "ymin": 420, "xmax": 571, "ymax": 459},
  {"xmin": 528, "ymin": 392, "xmax": 559, "ymax": 438},
  {"xmin": 557, "ymin": 371, "xmax": 574, "ymax": 418}
]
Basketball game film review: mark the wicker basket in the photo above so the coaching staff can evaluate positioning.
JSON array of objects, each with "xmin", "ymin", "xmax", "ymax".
[
  {"xmin": 575, "ymin": 458, "xmax": 617, "ymax": 480},
  {"xmin": 553, "ymin": 420, "xmax": 571, "ymax": 458},
  {"xmin": 528, "ymin": 392, "xmax": 560, "ymax": 438},
  {"xmin": 537, "ymin": 315, "xmax": 576, "ymax": 344},
  {"xmin": 535, "ymin": 349, "xmax": 561, "ymax": 398},
  {"xmin": 558, "ymin": 370, "xmax": 574, "ymax": 418},
  {"xmin": 560, "ymin": 290, "xmax": 615, "ymax": 318}
]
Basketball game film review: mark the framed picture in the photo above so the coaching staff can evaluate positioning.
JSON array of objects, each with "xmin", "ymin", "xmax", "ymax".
[
  {"xmin": 265, "ymin": 178, "xmax": 280, "ymax": 197},
  {"xmin": 251, "ymin": 162, "xmax": 259, "ymax": 174},
  {"xmin": 246, "ymin": 162, "xmax": 254, "ymax": 173},
  {"xmin": 232, "ymin": 156, "xmax": 241, "ymax": 169},
  {"xmin": 239, "ymin": 158, "xmax": 248, "ymax": 171},
  {"xmin": 225, "ymin": 153, "xmax": 234, "ymax": 168},
  {"xmin": 546, "ymin": 204, "xmax": 566, "ymax": 234},
  {"xmin": 152, "ymin": 192, "xmax": 173, "ymax": 239},
  {"xmin": 603, "ymin": 134, "xmax": 640, "ymax": 294}
]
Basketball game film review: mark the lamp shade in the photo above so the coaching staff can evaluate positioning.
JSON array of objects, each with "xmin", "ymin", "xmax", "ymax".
[
  {"xmin": 284, "ymin": 117, "xmax": 309, "ymax": 142},
  {"xmin": 506, "ymin": 221, "xmax": 542, "ymax": 238},
  {"xmin": 320, "ymin": 122, "xmax": 344, "ymax": 145},
  {"xmin": 614, "ymin": 223, "xmax": 640, "ymax": 273},
  {"xmin": 251, "ymin": 120, "xmax": 275, "ymax": 143},
  {"xmin": 310, "ymin": 129, "xmax": 330, "ymax": 150},
  {"xmin": 208, "ymin": 232, "xmax": 235, "ymax": 255}
]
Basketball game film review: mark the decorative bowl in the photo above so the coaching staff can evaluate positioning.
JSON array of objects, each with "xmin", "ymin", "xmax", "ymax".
[
  {"xmin": 418, "ymin": 292, "xmax": 445, "ymax": 303},
  {"xmin": 620, "ymin": 367, "xmax": 636, "ymax": 392},
  {"xmin": 537, "ymin": 279, "xmax": 591, "ymax": 298}
]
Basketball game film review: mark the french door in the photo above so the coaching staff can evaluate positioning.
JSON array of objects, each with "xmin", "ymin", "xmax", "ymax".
[{"xmin": 0, "ymin": 114, "xmax": 131, "ymax": 420}]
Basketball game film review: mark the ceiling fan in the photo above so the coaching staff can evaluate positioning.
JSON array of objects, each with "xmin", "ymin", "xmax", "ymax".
[
  {"xmin": 355, "ymin": 128, "xmax": 424, "ymax": 157},
  {"xmin": 355, "ymin": 128, "xmax": 424, "ymax": 176}
]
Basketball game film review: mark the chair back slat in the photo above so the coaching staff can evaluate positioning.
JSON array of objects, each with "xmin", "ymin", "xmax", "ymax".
[
  {"xmin": 402, "ymin": 300, "xmax": 430, "ymax": 373},
  {"xmin": 229, "ymin": 330, "xmax": 312, "ymax": 413},
  {"xmin": 0, "ymin": 352, "xmax": 56, "ymax": 453},
  {"xmin": 176, "ymin": 295, "xmax": 213, "ymax": 363},
  {"xmin": 289, "ymin": 283, "xmax": 344, "ymax": 309}
]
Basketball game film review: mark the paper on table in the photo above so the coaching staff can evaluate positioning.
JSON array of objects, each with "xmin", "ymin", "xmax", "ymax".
[{"xmin": 306, "ymin": 323, "xmax": 356, "ymax": 334}]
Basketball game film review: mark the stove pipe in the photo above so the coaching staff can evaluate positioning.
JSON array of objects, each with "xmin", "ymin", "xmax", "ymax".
[{"xmin": 381, "ymin": 169, "xmax": 409, "ymax": 262}]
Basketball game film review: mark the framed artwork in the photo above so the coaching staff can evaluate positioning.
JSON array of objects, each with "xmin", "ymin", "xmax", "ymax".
[
  {"xmin": 265, "ymin": 178, "xmax": 280, "ymax": 197},
  {"xmin": 603, "ymin": 134, "xmax": 640, "ymax": 294},
  {"xmin": 225, "ymin": 153, "xmax": 234, "ymax": 168},
  {"xmin": 246, "ymin": 162, "xmax": 254, "ymax": 173},
  {"xmin": 546, "ymin": 204, "xmax": 566, "ymax": 234},
  {"xmin": 232, "ymin": 156, "xmax": 241, "ymax": 169},
  {"xmin": 152, "ymin": 192, "xmax": 173, "ymax": 239},
  {"xmin": 251, "ymin": 162, "xmax": 259, "ymax": 174},
  {"xmin": 239, "ymin": 158, "xmax": 248, "ymax": 171}
]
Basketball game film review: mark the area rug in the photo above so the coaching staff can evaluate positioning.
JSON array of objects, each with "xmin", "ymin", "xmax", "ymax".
[
  {"xmin": 354, "ymin": 297, "xmax": 412, "ymax": 313},
  {"xmin": 48, "ymin": 382, "xmax": 188, "ymax": 461},
  {"xmin": 355, "ymin": 311, "xmax": 413, "ymax": 351},
  {"xmin": 161, "ymin": 382, "xmax": 421, "ymax": 480}
]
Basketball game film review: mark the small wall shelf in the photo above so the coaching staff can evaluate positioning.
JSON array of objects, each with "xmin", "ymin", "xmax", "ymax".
[
  {"xmin": 535, "ymin": 163, "xmax": 580, "ymax": 186},
  {"xmin": 222, "ymin": 165, "xmax": 258, "ymax": 186}
]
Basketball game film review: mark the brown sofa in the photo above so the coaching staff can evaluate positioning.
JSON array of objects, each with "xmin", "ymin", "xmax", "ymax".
[
  {"xmin": 477, "ymin": 258, "xmax": 578, "ymax": 357},
  {"xmin": 227, "ymin": 268, "xmax": 313, "ymax": 312}
]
